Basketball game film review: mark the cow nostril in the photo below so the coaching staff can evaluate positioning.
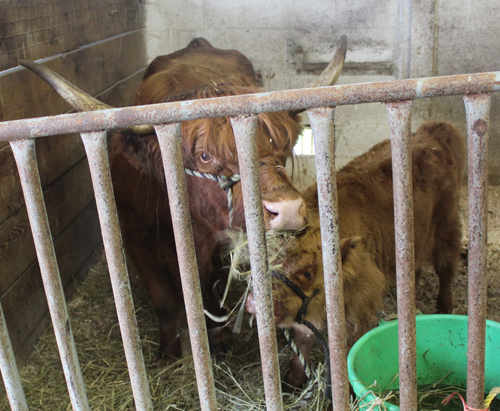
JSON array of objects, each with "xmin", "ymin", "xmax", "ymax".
[{"xmin": 265, "ymin": 205, "xmax": 279, "ymax": 217}]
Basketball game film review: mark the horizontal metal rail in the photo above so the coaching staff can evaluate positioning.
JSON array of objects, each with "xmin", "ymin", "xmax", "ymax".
[{"xmin": 0, "ymin": 72, "xmax": 498, "ymax": 141}]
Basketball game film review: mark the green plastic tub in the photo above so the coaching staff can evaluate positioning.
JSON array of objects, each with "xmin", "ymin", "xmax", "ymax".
[{"xmin": 347, "ymin": 314, "xmax": 500, "ymax": 410}]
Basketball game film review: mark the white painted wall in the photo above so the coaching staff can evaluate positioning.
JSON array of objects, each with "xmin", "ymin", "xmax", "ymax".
[{"xmin": 145, "ymin": 0, "xmax": 500, "ymax": 184}]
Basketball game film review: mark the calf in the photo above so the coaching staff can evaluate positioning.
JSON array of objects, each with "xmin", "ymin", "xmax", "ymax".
[{"xmin": 246, "ymin": 120, "xmax": 467, "ymax": 388}]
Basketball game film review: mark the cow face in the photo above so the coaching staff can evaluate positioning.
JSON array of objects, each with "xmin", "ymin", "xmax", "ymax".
[
  {"xmin": 245, "ymin": 227, "xmax": 326, "ymax": 330},
  {"xmin": 245, "ymin": 227, "xmax": 386, "ymax": 338}
]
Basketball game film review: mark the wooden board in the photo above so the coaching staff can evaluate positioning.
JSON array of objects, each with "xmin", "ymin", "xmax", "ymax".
[
  {"xmin": 1, "ymin": 201, "xmax": 103, "ymax": 359},
  {"xmin": 0, "ymin": 5, "xmax": 149, "ymax": 370},
  {"xmin": 0, "ymin": 0, "xmax": 145, "ymax": 72},
  {"xmin": 0, "ymin": 30, "xmax": 147, "ymax": 223},
  {"xmin": 0, "ymin": 29, "xmax": 147, "ymax": 123},
  {"xmin": 0, "ymin": 156, "xmax": 95, "ymax": 296}
]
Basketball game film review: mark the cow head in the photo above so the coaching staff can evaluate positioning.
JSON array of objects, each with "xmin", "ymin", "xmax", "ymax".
[
  {"xmin": 245, "ymin": 226, "xmax": 326, "ymax": 329},
  {"xmin": 112, "ymin": 83, "xmax": 306, "ymax": 231},
  {"xmin": 245, "ymin": 227, "xmax": 385, "ymax": 338},
  {"xmin": 20, "ymin": 35, "xmax": 347, "ymax": 233}
]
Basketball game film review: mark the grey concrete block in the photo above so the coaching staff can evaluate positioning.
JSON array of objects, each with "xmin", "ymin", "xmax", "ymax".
[
  {"xmin": 203, "ymin": 0, "xmax": 268, "ymax": 29},
  {"xmin": 437, "ymin": 26, "xmax": 500, "ymax": 75},
  {"xmin": 438, "ymin": 0, "xmax": 468, "ymax": 28},
  {"xmin": 332, "ymin": 0, "xmax": 399, "ymax": 29},
  {"xmin": 146, "ymin": 0, "xmax": 202, "ymax": 30},
  {"xmin": 171, "ymin": 29, "xmax": 239, "ymax": 52},
  {"xmin": 235, "ymin": 29, "xmax": 287, "ymax": 64},
  {"xmin": 267, "ymin": 0, "xmax": 335, "ymax": 29},
  {"xmin": 467, "ymin": 0, "xmax": 500, "ymax": 27},
  {"xmin": 145, "ymin": 30, "xmax": 174, "ymax": 62},
  {"xmin": 335, "ymin": 102, "xmax": 390, "ymax": 127}
]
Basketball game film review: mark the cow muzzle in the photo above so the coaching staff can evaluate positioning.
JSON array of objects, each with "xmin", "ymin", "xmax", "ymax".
[
  {"xmin": 263, "ymin": 198, "xmax": 307, "ymax": 231},
  {"xmin": 246, "ymin": 292, "xmax": 288, "ymax": 325}
]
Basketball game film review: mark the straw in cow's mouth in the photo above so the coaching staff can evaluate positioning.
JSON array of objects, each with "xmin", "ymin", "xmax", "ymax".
[{"xmin": 205, "ymin": 229, "xmax": 302, "ymax": 333}]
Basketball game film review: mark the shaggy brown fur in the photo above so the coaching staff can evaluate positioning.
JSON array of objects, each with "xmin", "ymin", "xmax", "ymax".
[
  {"xmin": 111, "ymin": 38, "xmax": 307, "ymax": 363},
  {"xmin": 265, "ymin": 120, "xmax": 466, "ymax": 388}
]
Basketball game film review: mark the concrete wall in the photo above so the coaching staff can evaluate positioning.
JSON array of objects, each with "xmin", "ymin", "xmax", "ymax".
[{"xmin": 145, "ymin": 0, "xmax": 500, "ymax": 183}]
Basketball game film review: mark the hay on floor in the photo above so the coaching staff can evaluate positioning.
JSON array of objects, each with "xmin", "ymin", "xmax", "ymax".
[{"xmin": 2, "ymin": 254, "xmax": 332, "ymax": 410}]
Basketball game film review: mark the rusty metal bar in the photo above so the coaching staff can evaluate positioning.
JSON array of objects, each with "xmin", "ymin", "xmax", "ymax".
[
  {"xmin": 386, "ymin": 100, "xmax": 417, "ymax": 411},
  {"xmin": 230, "ymin": 115, "xmax": 283, "ymax": 411},
  {"xmin": 9, "ymin": 139, "xmax": 89, "ymax": 411},
  {"xmin": 80, "ymin": 131, "xmax": 153, "ymax": 411},
  {"xmin": 463, "ymin": 94, "xmax": 491, "ymax": 409},
  {"xmin": 1, "ymin": 72, "xmax": 499, "ymax": 141},
  {"xmin": 154, "ymin": 123, "xmax": 218, "ymax": 411},
  {"xmin": 308, "ymin": 107, "xmax": 349, "ymax": 411},
  {"xmin": 0, "ymin": 300, "xmax": 29, "ymax": 411}
]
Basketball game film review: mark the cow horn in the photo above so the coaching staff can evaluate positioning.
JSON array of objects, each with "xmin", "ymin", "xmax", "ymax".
[
  {"xmin": 305, "ymin": 34, "xmax": 347, "ymax": 89},
  {"xmin": 288, "ymin": 35, "xmax": 347, "ymax": 117},
  {"xmin": 19, "ymin": 60, "xmax": 155, "ymax": 136}
]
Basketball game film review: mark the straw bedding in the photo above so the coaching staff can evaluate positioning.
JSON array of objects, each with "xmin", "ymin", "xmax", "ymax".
[{"xmin": 2, "ymin": 185, "xmax": 500, "ymax": 410}]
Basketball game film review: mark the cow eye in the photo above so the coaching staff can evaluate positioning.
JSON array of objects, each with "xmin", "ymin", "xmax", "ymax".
[
  {"xmin": 303, "ymin": 271, "xmax": 311, "ymax": 279},
  {"xmin": 200, "ymin": 152, "xmax": 213, "ymax": 163}
]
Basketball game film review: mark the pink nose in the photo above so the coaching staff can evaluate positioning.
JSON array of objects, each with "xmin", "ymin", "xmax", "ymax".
[
  {"xmin": 263, "ymin": 198, "xmax": 307, "ymax": 230},
  {"xmin": 246, "ymin": 293, "xmax": 257, "ymax": 314}
]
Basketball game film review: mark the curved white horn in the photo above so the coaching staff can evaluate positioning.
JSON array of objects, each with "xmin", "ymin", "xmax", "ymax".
[
  {"xmin": 20, "ymin": 60, "xmax": 154, "ymax": 136},
  {"xmin": 306, "ymin": 34, "xmax": 348, "ymax": 88}
]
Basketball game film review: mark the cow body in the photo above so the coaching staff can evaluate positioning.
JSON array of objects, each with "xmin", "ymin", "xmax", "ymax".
[
  {"xmin": 111, "ymin": 38, "xmax": 309, "ymax": 363},
  {"xmin": 247, "ymin": 120, "xmax": 466, "ymax": 387}
]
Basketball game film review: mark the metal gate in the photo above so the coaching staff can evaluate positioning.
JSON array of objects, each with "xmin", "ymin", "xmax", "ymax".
[{"xmin": 0, "ymin": 71, "xmax": 498, "ymax": 411}]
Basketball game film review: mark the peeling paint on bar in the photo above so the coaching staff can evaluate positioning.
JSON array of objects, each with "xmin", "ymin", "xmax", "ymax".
[
  {"xmin": 10, "ymin": 139, "xmax": 89, "ymax": 411},
  {"xmin": 463, "ymin": 94, "xmax": 491, "ymax": 410},
  {"xmin": 0, "ymin": 301, "xmax": 28, "ymax": 411},
  {"xmin": 0, "ymin": 71, "xmax": 499, "ymax": 141},
  {"xmin": 494, "ymin": 73, "xmax": 500, "ymax": 91},
  {"xmin": 308, "ymin": 107, "xmax": 350, "ymax": 411},
  {"xmin": 80, "ymin": 132, "xmax": 154, "ymax": 411},
  {"xmin": 155, "ymin": 124, "xmax": 218, "ymax": 411},
  {"xmin": 386, "ymin": 100, "xmax": 417, "ymax": 411},
  {"xmin": 230, "ymin": 115, "xmax": 284, "ymax": 411}
]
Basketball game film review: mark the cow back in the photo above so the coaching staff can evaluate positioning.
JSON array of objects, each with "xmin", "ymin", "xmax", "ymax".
[
  {"xmin": 135, "ymin": 38, "xmax": 258, "ymax": 106},
  {"xmin": 303, "ymin": 120, "xmax": 466, "ymax": 282}
]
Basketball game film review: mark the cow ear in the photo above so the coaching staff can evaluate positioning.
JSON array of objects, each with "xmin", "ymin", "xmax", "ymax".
[
  {"xmin": 340, "ymin": 236, "xmax": 362, "ymax": 263},
  {"xmin": 117, "ymin": 134, "xmax": 164, "ymax": 179}
]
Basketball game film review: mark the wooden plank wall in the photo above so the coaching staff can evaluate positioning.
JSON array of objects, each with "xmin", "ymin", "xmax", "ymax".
[{"xmin": 0, "ymin": 0, "xmax": 147, "ymax": 366}]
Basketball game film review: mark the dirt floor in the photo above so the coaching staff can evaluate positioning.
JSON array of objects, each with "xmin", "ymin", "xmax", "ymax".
[{"xmin": 3, "ymin": 184, "xmax": 500, "ymax": 410}]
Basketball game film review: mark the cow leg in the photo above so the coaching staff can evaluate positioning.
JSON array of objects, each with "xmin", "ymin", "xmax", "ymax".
[
  {"xmin": 434, "ymin": 260, "xmax": 457, "ymax": 314},
  {"xmin": 156, "ymin": 306, "xmax": 182, "ymax": 364},
  {"xmin": 202, "ymin": 242, "xmax": 234, "ymax": 356},
  {"xmin": 283, "ymin": 325, "xmax": 315, "ymax": 391},
  {"xmin": 433, "ymin": 214, "xmax": 462, "ymax": 314},
  {"xmin": 203, "ymin": 286, "xmax": 232, "ymax": 356},
  {"xmin": 123, "ymin": 230, "xmax": 184, "ymax": 364}
]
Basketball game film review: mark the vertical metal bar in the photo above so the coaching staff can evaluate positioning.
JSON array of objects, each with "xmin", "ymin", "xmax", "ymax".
[
  {"xmin": 308, "ymin": 107, "xmax": 349, "ymax": 411},
  {"xmin": 386, "ymin": 100, "xmax": 417, "ymax": 411},
  {"xmin": 0, "ymin": 300, "xmax": 29, "ymax": 411},
  {"xmin": 80, "ymin": 132, "xmax": 153, "ymax": 411},
  {"xmin": 463, "ymin": 93, "xmax": 491, "ymax": 409},
  {"xmin": 230, "ymin": 115, "xmax": 283, "ymax": 411},
  {"xmin": 9, "ymin": 139, "xmax": 89, "ymax": 411},
  {"xmin": 154, "ymin": 124, "xmax": 218, "ymax": 411}
]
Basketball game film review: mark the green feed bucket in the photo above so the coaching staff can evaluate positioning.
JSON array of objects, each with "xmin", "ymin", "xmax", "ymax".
[{"xmin": 347, "ymin": 314, "xmax": 500, "ymax": 410}]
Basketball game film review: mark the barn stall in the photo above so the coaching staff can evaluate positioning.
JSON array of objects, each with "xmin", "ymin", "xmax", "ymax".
[{"xmin": 0, "ymin": 0, "xmax": 500, "ymax": 410}]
